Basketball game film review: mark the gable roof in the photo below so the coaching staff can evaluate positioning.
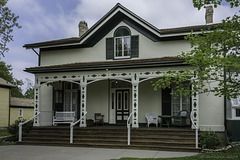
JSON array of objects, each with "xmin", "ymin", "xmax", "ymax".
[
  {"xmin": 25, "ymin": 57, "xmax": 186, "ymax": 73},
  {"xmin": 23, "ymin": 3, "xmax": 219, "ymax": 50},
  {"xmin": 0, "ymin": 78, "xmax": 16, "ymax": 88}
]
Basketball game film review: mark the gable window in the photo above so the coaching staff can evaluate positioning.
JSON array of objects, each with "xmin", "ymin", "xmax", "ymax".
[
  {"xmin": 106, "ymin": 26, "xmax": 139, "ymax": 60},
  {"xmin": 115, "ymin": 37, "xmax": 130, "ymax": 58}
]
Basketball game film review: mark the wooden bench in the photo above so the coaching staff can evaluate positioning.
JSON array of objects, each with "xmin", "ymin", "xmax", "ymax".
[{"xmin": 53, "ymin": 111, "xmax": 75, "ymax": 126}]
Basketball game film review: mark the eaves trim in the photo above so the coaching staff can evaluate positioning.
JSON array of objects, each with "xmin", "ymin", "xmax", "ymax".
[{"xmin": 25, "ymin": 60, "xmax": 187, "ymax": 73}]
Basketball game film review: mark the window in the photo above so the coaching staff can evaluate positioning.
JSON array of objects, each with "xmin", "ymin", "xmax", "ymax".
[
  {"xmin": 64, "ymin": 82, "xmax": 79, "ymax": 112},
  {"xmin": 172, "ymin": 87, "xmax": 190, "ymax": 116},
  {"xmin": 106, "ymin": 26, "xmax": 139, "ymax": 60},
  {"xmin": 236, "ymin": 109, "xmax": 240, "ymax": 117},
  {"xmin": 230, "ymin": 95, "xmax": 240, "ymax": 107},
  {"xmin": 19, "ymin": 109, "xmax": 23, "ymax": 118},
  {"xmin": 115, "ymin": 37, "xmax": 130, "ymax": 58}
]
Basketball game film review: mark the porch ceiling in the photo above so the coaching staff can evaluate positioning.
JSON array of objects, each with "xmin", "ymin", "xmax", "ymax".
[{"xmin": 24, "ymin": 57, "xmax": 187, "ymax": 73}]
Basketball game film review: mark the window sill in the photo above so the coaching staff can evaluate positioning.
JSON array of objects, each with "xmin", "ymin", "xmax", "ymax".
[{"xmin": 114, "ymin": 56, "xmax": 131, "ymax": 60}]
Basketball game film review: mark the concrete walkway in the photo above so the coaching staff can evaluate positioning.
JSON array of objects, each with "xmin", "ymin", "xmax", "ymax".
[{"xmin": 0, "ymin": 145, "xmax": 198, "ymax": 160}]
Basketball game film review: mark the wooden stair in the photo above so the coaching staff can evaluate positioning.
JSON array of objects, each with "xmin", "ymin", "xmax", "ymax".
[{"xmin": 17, "ymin": 126, "xmax": 200, "ymax": 152}]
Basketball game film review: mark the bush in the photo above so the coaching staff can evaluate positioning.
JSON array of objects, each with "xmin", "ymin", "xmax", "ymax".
[
  {"xmin": 7, "ymin": 118, "xmax": 33, "ymax": 141},
  {"xmin": 200, "ymin": 130, "xmax": 221, "ymax": 149}
]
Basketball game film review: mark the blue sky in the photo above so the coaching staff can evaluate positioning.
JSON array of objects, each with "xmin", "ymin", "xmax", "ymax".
[{"xmin": 2, "ymin": 0, "xmax": 240, "ymax": 92}]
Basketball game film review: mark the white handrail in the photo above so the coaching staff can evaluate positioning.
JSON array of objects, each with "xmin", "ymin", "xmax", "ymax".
[
  {"xmin": 190, "ymin": 111, "xmax": 199, "ymax": 148},
  {"xmin": 127, "ymin": 112, "xmax": 134, "ymax": 145},
  {"xmin": 70, "ymin": 112, "xmax": 87, "ymax": 143},
  {"xmin": 18, "ymin": 112, "xmax": 40, "ymax": 142}
]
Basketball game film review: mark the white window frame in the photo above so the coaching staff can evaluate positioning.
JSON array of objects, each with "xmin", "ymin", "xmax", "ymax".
[
  {"xmin": 64, "ymin": 82, "xmax": 79, "ymax": 112},
  {"xmin": 19, "ymin": 108, "xmax": 23, "ymax": 118},
  {"xmin": 171, "ymin": 88, "xmax": 190, "ymax": 116},
  {"xmin": 230, "ymin": 95, "xmax": 240, "ymax": 119},
  {"xmin": 114, "ymin": 36, "xmax": 131, "ymax": 59}
]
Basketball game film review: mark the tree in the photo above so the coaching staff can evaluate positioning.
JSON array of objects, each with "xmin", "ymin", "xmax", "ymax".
[
  {"xmin": 153, "ymin": 0, "xmax": 240, "ymax": 99},
  {"xmin": 24, "ymin": 78, "xmax": 34, "ymax": 99},
  {"xmin": 0, "ymin": 61, "xmax": 24, "ymax": 97},
  {"xmin": 193, "ymin": 0, "xmax": 240, "ymax": 10},
  {"xmin": 0, "ymin": 0, "xmax": 21, "ymax": 58}
]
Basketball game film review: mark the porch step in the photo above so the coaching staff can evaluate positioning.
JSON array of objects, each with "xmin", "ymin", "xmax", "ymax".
[{"xmin": 17, "ymin": 126, "xmax": 200, "ymax": 152}]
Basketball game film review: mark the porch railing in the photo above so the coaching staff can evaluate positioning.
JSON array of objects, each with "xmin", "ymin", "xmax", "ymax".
[
  {"xmin": 190, "ymin": 111, "xmax": 199, "ymax": 148},
  {"xmin": 70, "ymin": 112, "xmax": 87, "ymax": 143},
  {"xmin": 18, "ymin": 112, "xmax": 40, "ymax": 142},
  {"xmin": 127, "ymin": 112, "xmax": 134, "ymax": 145}
]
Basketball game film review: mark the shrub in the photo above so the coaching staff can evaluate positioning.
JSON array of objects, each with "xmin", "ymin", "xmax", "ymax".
[
  {"xmin": 7, "ymin": 118, "xmax": 33, "ymax": 141},
  {"xmin": 200, "ymin": 130, "xmax": 221, "ymax": 149}
]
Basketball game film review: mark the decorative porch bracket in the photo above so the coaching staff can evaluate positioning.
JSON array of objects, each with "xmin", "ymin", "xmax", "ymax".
[
  {"xmin": 80, "ymin": 81, "xmax": 87, "ymax": 127},
  {"xmin": 132, "ymin": 74, "xmax": 139, "ymax": 128}
]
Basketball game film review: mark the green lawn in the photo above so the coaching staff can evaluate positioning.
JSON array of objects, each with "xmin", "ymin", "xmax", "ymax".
[
  {"xmin": 0, "ymin": 129, "xmax": 15, "ymax": 145},
  {"xmin": 112, "ymin": 146, "xmax": 240, "ymax": 160},
  {"xmin": 0, "ymin": 129, "xmax": 10, "ymax": 137}
]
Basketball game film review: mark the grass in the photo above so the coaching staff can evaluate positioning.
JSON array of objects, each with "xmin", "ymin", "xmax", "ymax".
[
  {"xmin": 0, "ymin": 129, "xmax": 10, "ymax": 137},
  {"xmin": 112, "ymin": 145, "xmax": 240, "ymax": 160},
  {"xmin": 0, "ymin": 129, "xmax": 15, "ymax": 145}
]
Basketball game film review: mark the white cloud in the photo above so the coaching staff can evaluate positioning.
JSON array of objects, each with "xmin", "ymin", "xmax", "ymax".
[{"xmin": 3, "ymin": 0, "xmax": 240, "ymax": 93}]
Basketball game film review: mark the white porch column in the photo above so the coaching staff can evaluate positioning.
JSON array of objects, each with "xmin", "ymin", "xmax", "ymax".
[
  {"xmin": 192, "ymin": 90, "xmax": 199, "ymax": 129},
  {"xmin": 132, "ymin": 74, "xmax": 139, "ymax": 128},
  {"xmin": 33, "ymin": 85, "xmax": 40, "ymax": 126},
  {"xmin": 80, "ymin": 82, "xmax": 87, "ymax": 127}
]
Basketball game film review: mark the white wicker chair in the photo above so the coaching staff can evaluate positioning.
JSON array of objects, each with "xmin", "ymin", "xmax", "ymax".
[{"xmin": 145, "ymin": 113, "xmax": 158, "ymax": 127}]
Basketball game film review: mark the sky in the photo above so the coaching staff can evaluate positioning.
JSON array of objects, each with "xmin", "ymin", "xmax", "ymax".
[{"xmin": 2, "ymin": 0, "xmax": 240, "ymax": 92}]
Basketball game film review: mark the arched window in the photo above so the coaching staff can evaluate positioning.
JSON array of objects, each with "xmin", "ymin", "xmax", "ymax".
[
  {"xmin": 114, "ymin": 27, "xmax": 131, "ymax": 58},
  {"xmin": 114, "ymin": 27, "xmax": 131, "ymax": 37},
  {"xmin": 106, "ymin": 26, "xmax": 139, "ymax": 60}
]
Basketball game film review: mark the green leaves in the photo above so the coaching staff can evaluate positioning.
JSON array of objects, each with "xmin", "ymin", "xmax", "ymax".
[
  {"xmin": 193, "ymin": 0, "xmax": 240, "ymax": 10},
  {"xmin": 0, "ymin": 0, "xmax": 21, "ymax": 59},
  {"xmin": 153, "ymin": 14, "xmax": 240, "ymax": 99},
  {"xmin": 0, "ymin": 61, "xmax": 24, "ymax": 98}
]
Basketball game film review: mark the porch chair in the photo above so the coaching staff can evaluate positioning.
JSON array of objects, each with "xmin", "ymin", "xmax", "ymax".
[
  {"xmin": 173, "ymin": 110, "xmax": 189, "ymax": 127},
  {"xmin": 94, "ymin": 113, "xmax": 104, "ymax": 125},
  {"xmin": 145, "ymin": 113, "xmax": 159, "ymax": 127}
]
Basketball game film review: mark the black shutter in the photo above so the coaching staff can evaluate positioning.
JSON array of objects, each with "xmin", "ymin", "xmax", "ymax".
[
  {"xmin": 162, "ymin": 88, "xmax": 171, "ymax": 115},
  {"xmin": 106, "ymin": 38, "xmax": 114, "ymax": 60},
  {"xmin": 131, "ymin": 35, "xmax": 139, "ymax": 58}
]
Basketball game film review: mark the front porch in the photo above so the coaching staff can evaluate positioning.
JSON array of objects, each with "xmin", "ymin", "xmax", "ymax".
[{"xmin": 33, "ymin": 68, "xmax": 199, "ymax": 129}]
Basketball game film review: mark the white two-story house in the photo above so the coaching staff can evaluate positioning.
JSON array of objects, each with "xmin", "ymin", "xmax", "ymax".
[{"xmin": 23, "ymin": 4, "xmax": 240, "ymax": 141}]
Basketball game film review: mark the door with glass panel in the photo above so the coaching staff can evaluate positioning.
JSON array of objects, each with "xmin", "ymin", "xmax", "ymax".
[{"xmin": 116, "ymin": 90, "xmax": 130, "ymax": 124}]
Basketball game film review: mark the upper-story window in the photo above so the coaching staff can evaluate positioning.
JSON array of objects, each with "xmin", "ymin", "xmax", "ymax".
[
  {"xmin": 106, "ymin": 26, "xmax": 139, "ymax": 60},
  {"xmin": 114, "ymin": 27, "xmax": 131, "ymax": 59}
]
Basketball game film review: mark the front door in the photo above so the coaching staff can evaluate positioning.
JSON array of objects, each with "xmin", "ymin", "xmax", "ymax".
[{"xmin": 116, "ymin": 90, "xmax": 130, "ymax": 124}]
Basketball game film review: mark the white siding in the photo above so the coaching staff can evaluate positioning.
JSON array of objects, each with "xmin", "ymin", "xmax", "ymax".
[
  {"xmin": 40, "ymin": 22, "xmax": 190, "ymax": 66},
  {"xmin": 87, "ymin": 80, "xmax": 109, "ymax": 123}
]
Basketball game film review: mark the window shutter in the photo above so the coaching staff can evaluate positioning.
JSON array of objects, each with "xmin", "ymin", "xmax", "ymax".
[
  {"xmin": 131, "ymin": 35, "xmax": 139, "ymax": 58},
  {"xmin": 106, "ymin": 38, "xmax": 114, "ymax": 60}
]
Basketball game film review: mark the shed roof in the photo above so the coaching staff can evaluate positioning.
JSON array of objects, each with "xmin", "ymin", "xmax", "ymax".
[
  {"xmin": 0, "ymin": 78, "xmax": 16, "ymax": 88},
  {"xmin": 10, "ymin": 97, "xmax": 34, "ymax": 108}
]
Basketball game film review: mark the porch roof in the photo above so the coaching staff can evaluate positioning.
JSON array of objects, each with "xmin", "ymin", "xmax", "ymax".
[{"xmin": 25, "ymin": 57, "xmax": 187, "ymax": 73}]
